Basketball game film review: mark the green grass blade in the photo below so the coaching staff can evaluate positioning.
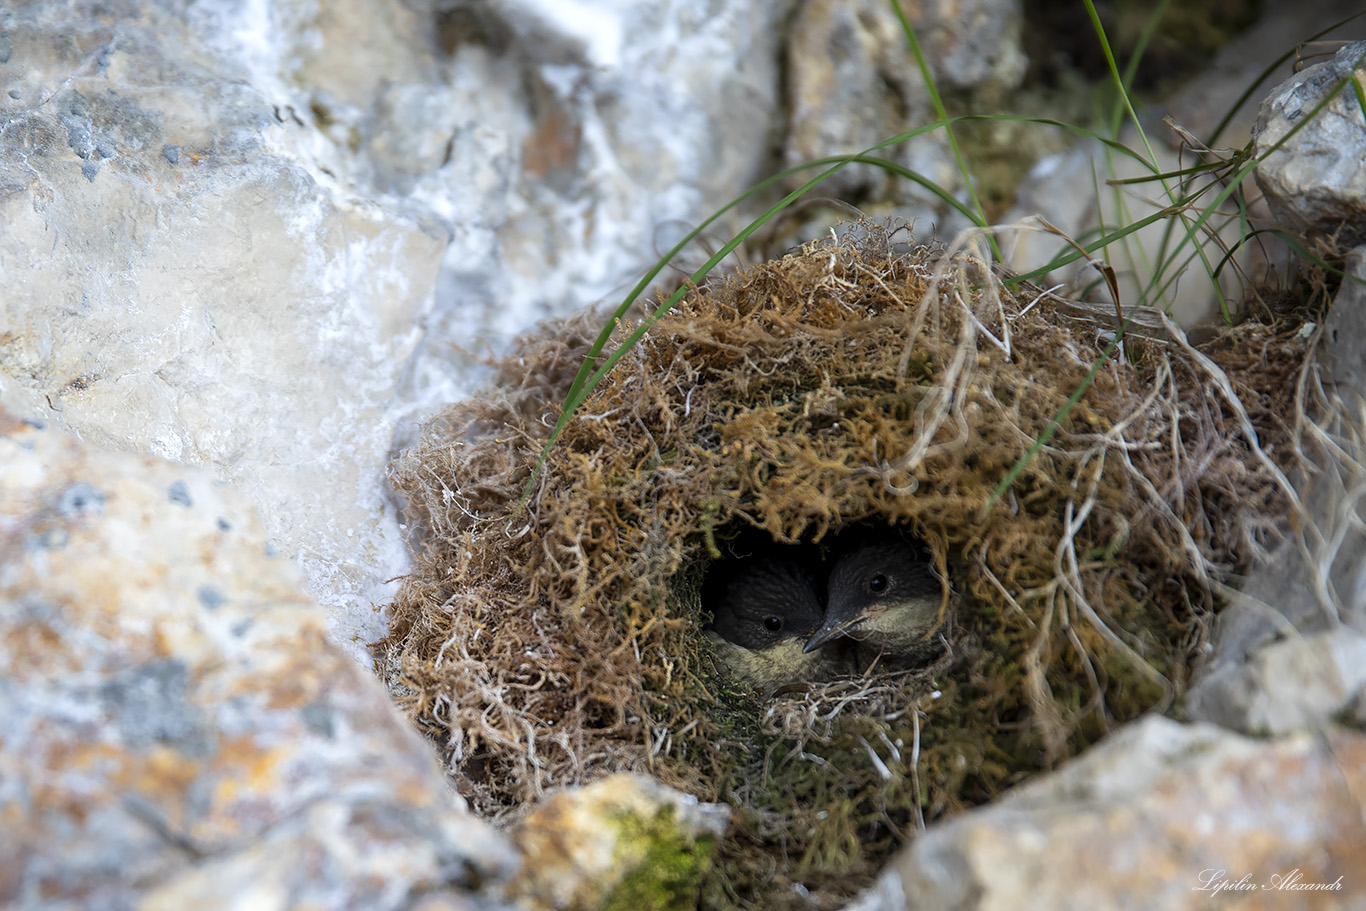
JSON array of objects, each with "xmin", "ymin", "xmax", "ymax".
[
  {"xmin": 513, "ymin": 124, "xmax": 959, "ymax": 516},
  {"xmin": 989, "ymin": 60, "xmax": 1364, "ymax": 511},
  {"xmin": 886, "ymin": 0, "xmax": 997, "ymax": 257},
  {"xmin": 513, "ymin": 111, "xmax": 1172, "ymax": 517},
  {"xmin": 1139, "ymin": 57, "xmax": 1362, "ymax": 308},
  {"xmin": 1208, "ymin": 12, "xmax": 1365, "ymax": 148}
]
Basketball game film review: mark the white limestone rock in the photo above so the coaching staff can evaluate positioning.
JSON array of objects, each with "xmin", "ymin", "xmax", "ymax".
[
  {"xmin": 847, "ymin": 717, "xmax": 1364, "ymax": 911},
  {"xmin": 395, "ymin": 0, "xmax": 799, "ymax": 416},
  {"xmin": 0, "ymin": 417, "xmax": 517, "ymax": 910},
  {"xmin": 1187, "ymin": 628, "xmax": 1366, "ymax": 736},
  {"xmin": 0, "ymin": 2, "xmax": 445, "ymax": 659},
  {"xmin": 1255, "ymin": 40, "xmax": 1366, "ymax": 245},
  {"xmin": 783, "ymin": 0, "xmax": 1022, "ymax": 214}
]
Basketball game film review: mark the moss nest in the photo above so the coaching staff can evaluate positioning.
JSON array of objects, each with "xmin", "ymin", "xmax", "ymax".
[{"xmin": 376, "ymin": 222, "xmax": 1308, "ymax": 909}]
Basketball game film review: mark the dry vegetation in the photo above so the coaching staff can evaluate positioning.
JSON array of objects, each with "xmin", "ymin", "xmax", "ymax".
[{"xmin": 376, "ymin": 222, "xmax": 1309, "ymax": 909}]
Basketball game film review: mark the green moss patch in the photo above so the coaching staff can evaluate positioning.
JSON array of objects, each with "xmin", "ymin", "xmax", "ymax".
[{"xmin": 606, "ymin": 805, "xmax": 717, "ymax": 911}]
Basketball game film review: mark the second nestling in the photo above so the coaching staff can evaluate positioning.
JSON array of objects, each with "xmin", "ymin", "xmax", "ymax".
[{"xmin": 703, "ymin": 528, "xmax": 948, "ymax": 693}]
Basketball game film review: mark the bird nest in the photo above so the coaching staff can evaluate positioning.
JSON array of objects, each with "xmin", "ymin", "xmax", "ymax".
[{"xmin": 376, "ymin": 222, "xmax": 1307, "ymax": 909}]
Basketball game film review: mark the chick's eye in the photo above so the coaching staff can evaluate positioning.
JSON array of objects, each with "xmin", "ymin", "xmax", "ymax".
[
  {"xmin": 763, "ymin": 616, "xmax": 783, "ymax": 632},
  {"xmin": 868, "ymin": 574, "xmax": 889, "ymax": 594}
]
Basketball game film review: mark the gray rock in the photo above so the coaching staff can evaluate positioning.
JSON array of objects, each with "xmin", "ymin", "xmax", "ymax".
[
  {"xmin": 785, "ymin": 0, "xmax": 936, "ymax": 202},
  {"xmin": 1185, "ymin": 245, "xmax": 1366, "ymax": 735},
  {"xmin": 0, "ymin": 3, "xmax": 444, "ymax": 659},
  {"xmin": 0, "ymin": 418, "xmax": 517, "ymax": 910},
  {"xmin": 912, "ymin": 0, "xmax": 1025, "ymax": 92},
  {"xmin": 783, "ymin": 0, "xmax": 1022, "ymax": 213},
  {"xmin": 1187, "ymin": 627, "xmax": 1366, "ymax": 735},
  {"xmin": 1255, "ymin": 40, "xmax": 1366, "ymax": 245},
  {"xmin": 1322, "ymin": 246, "xmax": 1366, "ymax": 397},
  {"xmin": 0, "ymin": 0, "xmax": 1022, "ymax": 668},
  {"xmin": 847, "ymin": 717, "xmax": 1364, "ymax": 911},
  {"xmin": 507, "ymin": 773, "xmax": 730, "ymax": 911},
  {"xmin": 397, "ymin": 0, "xmax": 799, "ymax": 416}
]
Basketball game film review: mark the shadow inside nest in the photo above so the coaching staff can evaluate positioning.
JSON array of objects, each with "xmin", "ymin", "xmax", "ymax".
[{"xmin": 375, "ymin": 220, "xmax": 1311, "ymax": 910}]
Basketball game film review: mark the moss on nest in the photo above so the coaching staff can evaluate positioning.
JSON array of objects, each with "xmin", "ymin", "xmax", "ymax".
[{"xmin": 376, "ymin": 222, "xmax": 1306, "ymax": 908}]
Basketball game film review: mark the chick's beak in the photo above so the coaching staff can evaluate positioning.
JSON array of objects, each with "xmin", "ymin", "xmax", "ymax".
[{"xmin": 803, "ymin": 611, "xmax": 863, "ymax": 653}]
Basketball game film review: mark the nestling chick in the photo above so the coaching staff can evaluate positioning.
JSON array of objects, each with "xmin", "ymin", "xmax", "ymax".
[
  {"xmin": 804, "ymin": 532, "xmax": 944, "ymax": 666},
  {"xmin": 705, "ymin": 549, "xmax": 852, "ymax": 693}
]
